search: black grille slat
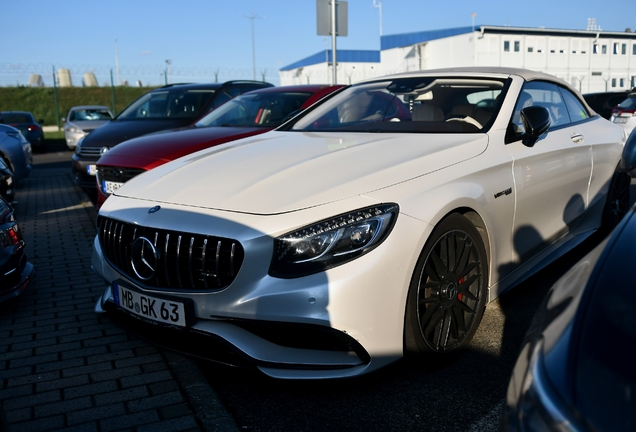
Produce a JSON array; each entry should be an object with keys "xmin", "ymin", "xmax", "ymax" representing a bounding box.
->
[
  {"xmin": 188, "ymin": 237, "xmax": 195, "ymax": 287},
  {"xmin": 97, "ymin": 216, "xmax": 244, "ymax": 291},
  {"xmin": 79, "ymin": 147, "xmax": 102, "ymax": 157},
  {"xmin": 96, "ymin": 166, "xmax": 146, "ymax": 183}
]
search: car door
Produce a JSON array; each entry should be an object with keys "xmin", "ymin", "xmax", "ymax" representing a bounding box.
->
[{"xmin": 505, "ymin": 81, "xmax": 592, "ymax": 263}]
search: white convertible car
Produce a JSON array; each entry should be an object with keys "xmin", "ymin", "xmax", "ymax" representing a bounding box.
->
[{"xmin": 93, "ymin": 67, "xmax": 628, "ymax": 379}]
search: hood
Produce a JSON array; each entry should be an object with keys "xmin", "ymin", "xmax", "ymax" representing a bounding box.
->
[
  {"xmin": 98, "ymin": 126, "xmax": 268, "ymax": 170},
  {"xmin": 70, "ymin": 120, "xmax": 110, "ymax": 132},
  {"xmin": 81, "ymin": 118, "xmax": 193, "ymax": 148},
  {"xmin": 115, "ymin": 131, "xmax": 488, "ymax": 215}
]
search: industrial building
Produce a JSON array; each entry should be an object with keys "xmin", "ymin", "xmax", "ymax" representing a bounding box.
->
[{"xmin": 279, "ymin": 24, "xmax": 636, "ymax": 93}]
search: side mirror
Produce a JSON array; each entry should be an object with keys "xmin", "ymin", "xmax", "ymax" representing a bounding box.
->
[
  {"xmin": 620, "ymin": 129, "xmax": 636, "ymax": 178},
  {"xmin": 520, "ymin": 106, "xmax": 551, "ymax": 147}
]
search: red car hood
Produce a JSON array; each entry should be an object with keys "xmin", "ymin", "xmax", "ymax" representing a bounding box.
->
[{"xmin": 97, "ymin": 126, "xmax": 269, "ymax": 170}]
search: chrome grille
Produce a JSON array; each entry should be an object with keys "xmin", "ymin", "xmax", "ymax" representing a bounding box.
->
[
  {"xmin": 98, "ymin": 216, "xmax": 244, "ymax": 291},
  {"xmin": 78, "ymin": 146, "xmax": 103, "ymax": 157},
  {"xmin": 97, "ymin": 166, "xmax": 145, "ymax": 183}
]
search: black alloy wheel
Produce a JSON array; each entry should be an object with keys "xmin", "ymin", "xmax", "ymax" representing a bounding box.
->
[
  {"xmin": 405, "ymin": 213, "xmax": 488, "ymax": 354},
  {"xmin": 601, "ymin": 170, "xmax": 631, "ymax": 233}
]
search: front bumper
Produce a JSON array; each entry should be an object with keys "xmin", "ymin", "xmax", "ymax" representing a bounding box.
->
[
  {"xmin": 92, "ymin": 197, "xmax": 426, "ymax": 379},
  {"xmin": 0, "ymin": 260, "xmax": 34, "ymax": 303},
  {"xmin": 71, "ymin": 153, "xmax": 98, "ymax": 191}
]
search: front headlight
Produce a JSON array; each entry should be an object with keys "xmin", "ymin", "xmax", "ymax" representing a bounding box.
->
[
  {"xmin": 269, "ymin": 204, "xmax": 399, "ymax": 278},
  {"xmin": 67, "ymin": 125, "xmax": 82, "ymax": 134}
]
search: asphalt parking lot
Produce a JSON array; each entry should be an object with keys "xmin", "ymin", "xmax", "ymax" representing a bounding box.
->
[{"xmin": 0, "ymin": 146, "xmax": 238, "ymax": 432}]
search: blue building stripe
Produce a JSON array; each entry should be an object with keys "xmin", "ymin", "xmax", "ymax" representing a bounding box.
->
[
  {"xmin": 380, "ymin": 26, "xmax": 474, "ymax": 50},
  {"xmin": 280, "ymin": 50, "xmax": 380, "ymax": 71}
]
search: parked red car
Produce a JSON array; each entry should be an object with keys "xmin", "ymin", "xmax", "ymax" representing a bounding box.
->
[{"xmin": 95, "ymin": 84, "xmax": 343, "ymax": 207}]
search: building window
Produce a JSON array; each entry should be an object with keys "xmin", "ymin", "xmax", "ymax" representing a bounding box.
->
[
  {"xmin": 620, "ymin": 78, "xmax": 625, "ymax": 87},
  {"xmin": 593, "ymin": 44, "xmax": 598, "ymax": 54},
  {"xmin": 622, "ymin": 43, "xmax": 627, "ymax": 55},
  {"xmin": 602, "ymin": 45, "xmax": 607, "ymax": 54},
  {"xmin": 612, "ymin": 78, "xmax": 617, "ymax": 88},
  {"xmin": 504, "ymin": 41, "xmax": 510, "ymax": 52},
  {"xmin": 537, "ymin": 48, "xmax": 543, "ymax": 53},
  {"xmin": 633, "ymin": 44, "xmax": 636, "ymax": 55},
  {"xmin": 528, "ymin": 47, "xmax": 534, "ymax": 53},
  {"xmin": 614, "ymin": 43, "xmax": 619, "ymax": 54},
  {"xmin": 514, "ymin": 41, "xmax": 520, "ymax": 52}
]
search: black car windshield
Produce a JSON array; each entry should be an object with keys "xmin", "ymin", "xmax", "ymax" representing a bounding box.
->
[
  {"xmin": 290, "ymin": 77, "xmax": 506, "ymax": 133},
  {"xmin": 617, "ymin": 95, "xmax": 636, "ymax": 110},
  {"xmin": 195, "ymin": 91, "xmax": 312, "ymax": 128},
  {"xmin": 70, "ymin": 109, "xmax": 113, "ymax": 121},
  {"xmin": 118, "ymin": 89, "xmax": 216, "ymax": 120}
]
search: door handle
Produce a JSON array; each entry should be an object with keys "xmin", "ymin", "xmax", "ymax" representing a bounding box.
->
[{"xmin": 570, "ymin": 133, "xmax": 584, "ymax": 144}]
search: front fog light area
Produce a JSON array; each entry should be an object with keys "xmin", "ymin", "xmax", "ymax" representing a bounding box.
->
[{"xmin": 269, "ymin": 204, "xmax": 399, "ymax": 278}]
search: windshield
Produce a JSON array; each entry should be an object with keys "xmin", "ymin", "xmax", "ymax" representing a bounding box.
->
[
  {"xmin": 617, "ymin": 95, "xmax": 636, "ymax": 110},
  {"xmin": 118, "ymin": 89, "xmax": 216, "ymax": 120},
  {"xmin": 290, "ymin": 77, "xmax": 506, "ymax": 133},
  {"xmin": 2, "ymin": 113, "xmax": 34, "ymax": 124},
  {"xmin": 196, "ymin": 91, "xmax": 313, "ymax": 128},
  {"xmin": 69, "ymin": 109, "xmax": 113, "ymax": 121}
]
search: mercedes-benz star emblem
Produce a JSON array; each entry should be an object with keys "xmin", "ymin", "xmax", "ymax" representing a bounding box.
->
[
  {"xmin": 130, "ymin": 237, "xmax": 158, "ymax": 280},
  {"xmin": 148, "ymin": 205, "xmax": 161, "ymax": 214}
]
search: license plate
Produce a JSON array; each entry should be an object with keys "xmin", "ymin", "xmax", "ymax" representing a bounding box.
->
[
  {"xmin": 103, "ymin": 180, "xmax": 124, "ymax": 194},
  {"xmin": 113, "ymin": 283, "xmax": 191, "ymax": 327},
  {"xmin": 614, "ymin": 117, "xmax": 628, "ymax": 124},
  {"xmin": 87, "ymin": 164, "xmax": 97, "ymax": 176}
]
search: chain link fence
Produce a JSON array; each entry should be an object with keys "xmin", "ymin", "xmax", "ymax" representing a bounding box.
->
[{"xmin": 0, "ymin": 63, "xmax": 280, "ymax": 87}]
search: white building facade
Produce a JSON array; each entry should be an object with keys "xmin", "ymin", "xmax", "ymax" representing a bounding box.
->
[
  {"xmin": 280, "ymin": 25, "xmax": 636, "ymax": 93},
  {"xmin": 279, "ymin": 50, "xmax": 382, "ymax": 86}
]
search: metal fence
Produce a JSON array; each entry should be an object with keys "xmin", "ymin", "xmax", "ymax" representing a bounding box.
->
[{"xmin": 0, "ymin": 63, "xmax": 280, "ymax": 87}]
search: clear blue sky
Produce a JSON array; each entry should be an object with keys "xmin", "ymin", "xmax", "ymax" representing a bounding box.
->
[{"xmin": 1, "ymin": 0, "xmax": 634, "ymax": 86}]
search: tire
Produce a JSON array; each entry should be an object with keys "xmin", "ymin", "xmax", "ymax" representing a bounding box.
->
[
  {"xmin": 404, "ymin": 213, "xmax": 488, "ymax": 355},
  {"xmin": 601, "ymin": 170, "xmax": 631, "ymax": 234}
]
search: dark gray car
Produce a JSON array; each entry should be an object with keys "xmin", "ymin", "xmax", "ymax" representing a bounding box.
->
[
  {"xmin": 71, "ymin": 80, "xmax": 273, "ymax": 194},
  {"xmin": 0, "ymin": 124, "xmax": 32, "ymax": 182},
  {"xmin": 0, "ymin": 111, "xmax": 45, "ymax": 152}
]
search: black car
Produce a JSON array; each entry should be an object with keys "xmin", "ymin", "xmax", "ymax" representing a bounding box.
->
[
  {"xmin": 583, "ymin": 91, "xmax": 631, "ymax": 120},
  {"xmin": 501, "ymin": 131, "xmax": 636, "ymax": 431},
  {"xmin": 0, "ymin": 111, "xmax": 45, "ymax": 151},
  {"xmin": 0, "ymin": 158, "xmax": 14, "ymax": 203},
  {"xmin": 71, "ymin": 80, "xmax": 273, "ymax": 194},
  {"xmin": 0, "ymin": 197, "xmax": 33, "ymax": 303}
]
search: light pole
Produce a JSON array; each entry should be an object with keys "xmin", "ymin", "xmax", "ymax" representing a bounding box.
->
[
  {"xmin": 373, "ymin": 0, "xmax": 382, "ymax": 37},
  {"xmin": 114, "ymin": 39, "xmax": 121, "ymax": 86},
  {"xmin": 243, "ymin": 13, "xmax": 263, "ymax": 81},
  {"xmin": 165, "ymin": 59, "xmax": 172, "ymax": 84}
]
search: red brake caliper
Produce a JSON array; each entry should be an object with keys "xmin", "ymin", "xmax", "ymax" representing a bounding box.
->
[{"xmin": 457, "ymin": 277, "xmax": 464, "ymax": 301}]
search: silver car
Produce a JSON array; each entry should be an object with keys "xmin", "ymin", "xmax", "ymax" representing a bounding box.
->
[{"xmin": 64, "ymin": 105, "xmax": 114, "ymax": 150}]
